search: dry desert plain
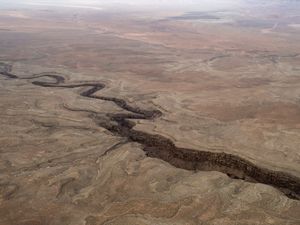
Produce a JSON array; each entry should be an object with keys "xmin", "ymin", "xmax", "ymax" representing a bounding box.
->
[{"xmin": 0, "ymin": 1, "xmax": 300, "ymax": 225}]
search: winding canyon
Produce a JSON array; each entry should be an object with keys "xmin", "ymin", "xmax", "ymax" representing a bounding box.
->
[
  {"xmin": 1, "ymin": 1, "xmax": 300, "ymax": 224},
  {"xmin": 1, "ymin": 63, "xmax": 299, "ymax": 200}
]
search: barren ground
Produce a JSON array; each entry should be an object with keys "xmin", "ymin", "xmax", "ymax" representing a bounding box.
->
[{"xmin": 0, "ymin": 1, "xmax": 300, "ymax": 225}]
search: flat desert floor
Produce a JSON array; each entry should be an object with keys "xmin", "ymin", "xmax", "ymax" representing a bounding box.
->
[{"xmin": 0, "ymin": 1, "xmax": 300, "ymax": 224}]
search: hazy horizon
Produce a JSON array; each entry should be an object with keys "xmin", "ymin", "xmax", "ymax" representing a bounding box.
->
[
  {"xmin": 0, "ymin": 0, "xmax": 244, "ymax": 11},
  {"xmin": 1, "ymin": 0, "xmax": 298, "ymax": 12}
]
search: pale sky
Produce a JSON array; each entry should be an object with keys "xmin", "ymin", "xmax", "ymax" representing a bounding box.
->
[{"xmin": 0, "ymin": 0, "xmax": 243, "ymax": 10}]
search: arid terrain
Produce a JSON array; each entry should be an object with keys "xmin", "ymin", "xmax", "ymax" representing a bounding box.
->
[{"xmin": 0, "ymin": 0, "xmax": 300, "ymax": 224}]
